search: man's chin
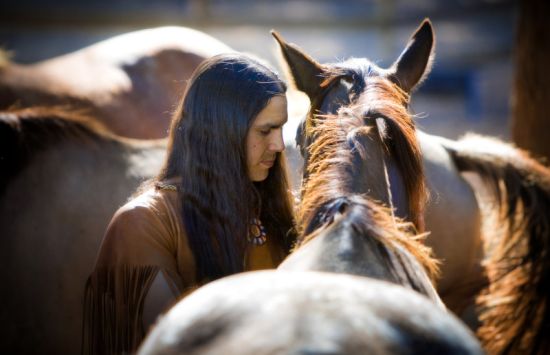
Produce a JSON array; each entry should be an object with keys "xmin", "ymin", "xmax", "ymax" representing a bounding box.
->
[{"xmin": 250, "ymin": 169, "xmax": 269, "ymax": 182}]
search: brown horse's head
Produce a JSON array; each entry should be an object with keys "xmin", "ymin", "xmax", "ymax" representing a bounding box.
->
[
  {"xmin": 273, "ymin": 19, "xmax": 434, "ymax": 232},
  {"xmin": 272, "ymin": 21, "xmax": 441, "ymax": 300}
]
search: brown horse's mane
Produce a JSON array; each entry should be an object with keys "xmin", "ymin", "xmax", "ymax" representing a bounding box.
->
[
  {"xmin": 311, "ymin": 68, "xmax": 428, "ymax": 231},
  {"xmin": 448, "ymin": 134, "xmax": 550, "ymax": 355},
  {"xmin": 298, "ymin": 94, "xmax": 438, "ymax": 282},
  {"xmin": 298, "ymin": 111, "xmax": 361, "ymax": 228},
  {"xmin": 0, "ymin": 106, "xmax": 118, "ymax": 194}
]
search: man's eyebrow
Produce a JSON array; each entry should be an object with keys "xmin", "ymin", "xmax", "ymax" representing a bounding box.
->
[{"xmin": 256, "ymin": 120, "xmax": 287, "ymax": 129}]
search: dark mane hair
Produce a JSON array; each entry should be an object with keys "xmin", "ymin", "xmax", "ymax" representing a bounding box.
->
[
  {"xmin": 157, "ymin": 53, "xmax": 297, "ymax": 281},
  {"xmin": 0, "ymin": 106, "xmax": 114, "ymax": 195},
  {"xmin": 298, "ymin": 100, "xmax": 438, "ymax": 283},
  {"xmin": 447, "ymin": 134, "xmax": 550, "ymax": 355},
  {"xmin": 303, "ymin": 72, "xmax": 427, "ymax": 231}
]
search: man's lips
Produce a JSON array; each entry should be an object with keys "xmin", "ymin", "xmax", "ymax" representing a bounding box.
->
[{"xmin": 261, "ymin": 159, "xmax": 275, "ymax": 168}]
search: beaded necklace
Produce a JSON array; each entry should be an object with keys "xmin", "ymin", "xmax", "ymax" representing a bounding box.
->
[{"xmin": 248, "ymin": 218, "xmax": 267, "ymax": 246}]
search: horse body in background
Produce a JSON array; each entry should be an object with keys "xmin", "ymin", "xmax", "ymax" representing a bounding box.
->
[
  {"xmin": 0, "ymin": 27, "xmax": 233, "ymax": 139},
  {"xmin": 0, "ymin": 107, "xmax": 165, "ymax": 353},
  {"xmin": 274, "ymin": 19, "xmax": 550, "ymax": 354}
]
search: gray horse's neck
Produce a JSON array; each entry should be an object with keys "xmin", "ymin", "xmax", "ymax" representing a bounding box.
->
[{"xmin": 281, "ymin": 199, "xmax": 443, "ymax": 306}]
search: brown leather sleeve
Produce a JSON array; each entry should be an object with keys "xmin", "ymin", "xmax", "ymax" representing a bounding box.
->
[
  {"xmin": 82, "ymin": 189, "xmax": 194, "ymax": 354},
  {"xmin": 95, "ymin": 203, "xmax": 179, "ymax": 271}
]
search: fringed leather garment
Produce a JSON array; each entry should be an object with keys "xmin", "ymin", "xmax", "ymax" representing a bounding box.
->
[{"xmin": 82, "ymin": 184, "xmax": 286, "ymax": 354}]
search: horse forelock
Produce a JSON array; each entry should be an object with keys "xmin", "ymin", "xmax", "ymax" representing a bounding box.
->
[
  {"xmin": 297, "ymin": 195, "xmax": 440, "ymax": 284},
  {"xmin": 318, "ymin": 60, "xmax": 368, "ymax": 101}
]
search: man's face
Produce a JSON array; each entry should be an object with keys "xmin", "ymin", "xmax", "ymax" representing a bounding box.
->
[{"xmin": 246, "ymin": 95, "xmax": 288, "ymax": 182}]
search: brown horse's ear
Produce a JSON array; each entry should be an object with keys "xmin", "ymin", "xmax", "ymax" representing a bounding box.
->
[
  {"xmin": 389, "ymin": 19, "xmax": 435, "ymax": 93},
  {"xmin": 271, "ymin": 30, "xmax": 325, "ymax": 98}
]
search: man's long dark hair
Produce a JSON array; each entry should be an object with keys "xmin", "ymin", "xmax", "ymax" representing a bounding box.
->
[{"xmin": 158, "ymin": 53, "xmax": 297, "ymax": 282}]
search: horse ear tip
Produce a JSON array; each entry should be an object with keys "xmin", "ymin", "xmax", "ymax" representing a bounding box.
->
[
  {"xmin": 271, "ymin": 30, "xmax": 283, "ymax": 42},
  {"xmin": 411, "ymin": 18, "xmax": 434, "ymax": 45},
  {"xmin": 419, "ymin": 19, "xmax": 433, "ymax": 33}
]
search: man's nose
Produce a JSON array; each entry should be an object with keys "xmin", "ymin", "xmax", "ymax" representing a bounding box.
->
[{"xmin": 269, "ymin": 130, "xmax": 285, "ymax": 152}]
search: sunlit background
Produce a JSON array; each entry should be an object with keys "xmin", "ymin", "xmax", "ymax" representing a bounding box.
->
[{"xmin": 0, "ymin": 0, "xmax": 516, "ymax": 146}]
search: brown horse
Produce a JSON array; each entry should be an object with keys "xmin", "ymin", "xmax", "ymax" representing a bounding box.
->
[
  {"xmin": 0, "ymin": 27, "xmax": 233, "ymax": 139},
  {"xmin": 273, "ymin": 19, "xmax": 550, "ymax": 355},
  {"xmin": 0, "ymin": 107, "xmax": 165, "ymax": 353},
  {"xmin": 138, "ymin": 79, "xmax": 483, "ymax": 355}
]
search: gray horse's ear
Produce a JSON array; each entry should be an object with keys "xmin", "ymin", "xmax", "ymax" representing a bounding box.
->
[
  {"xmin": 271, "ymin": 30, "xmax": 325, "ymax": 98},
  {"xmin": 389, "ymin": 19, "xmax": 435, "ymax": 92}
]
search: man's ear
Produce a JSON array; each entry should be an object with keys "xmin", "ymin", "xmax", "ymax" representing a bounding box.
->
[
  {"xmin": 388, "ymin": 19, "xmax": 435, "ymax": 93},
  {"xmin": 271, "ymin": 30, "xmax": 326, "ymax": 98}
]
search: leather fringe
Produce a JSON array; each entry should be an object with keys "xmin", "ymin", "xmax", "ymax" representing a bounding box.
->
[{"xmin": 82, "ymin": 265, "xmax": 159, "ymax": 355}]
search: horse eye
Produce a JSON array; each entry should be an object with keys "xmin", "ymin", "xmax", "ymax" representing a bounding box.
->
[
  {"xmin": 339, "ymin": 77, "xmax": 355, "ymax": 93},
  {"xmin": 342, "ymin": 76, "xmax": 354, "ymax": 84}
]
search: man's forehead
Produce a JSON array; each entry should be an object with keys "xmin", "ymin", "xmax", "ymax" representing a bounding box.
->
[
  {"xmin": 255, "ymin": 112, "xmax": 287, "ymax": 125},
  {"xmin": 255, "ymin": 98, "xmax": 288, "ymax": 125}
]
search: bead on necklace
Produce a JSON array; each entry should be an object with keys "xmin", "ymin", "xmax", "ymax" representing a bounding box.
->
[{"xmin": 248, "ymin": 218, "xmax": 267, "ymax": 245}]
